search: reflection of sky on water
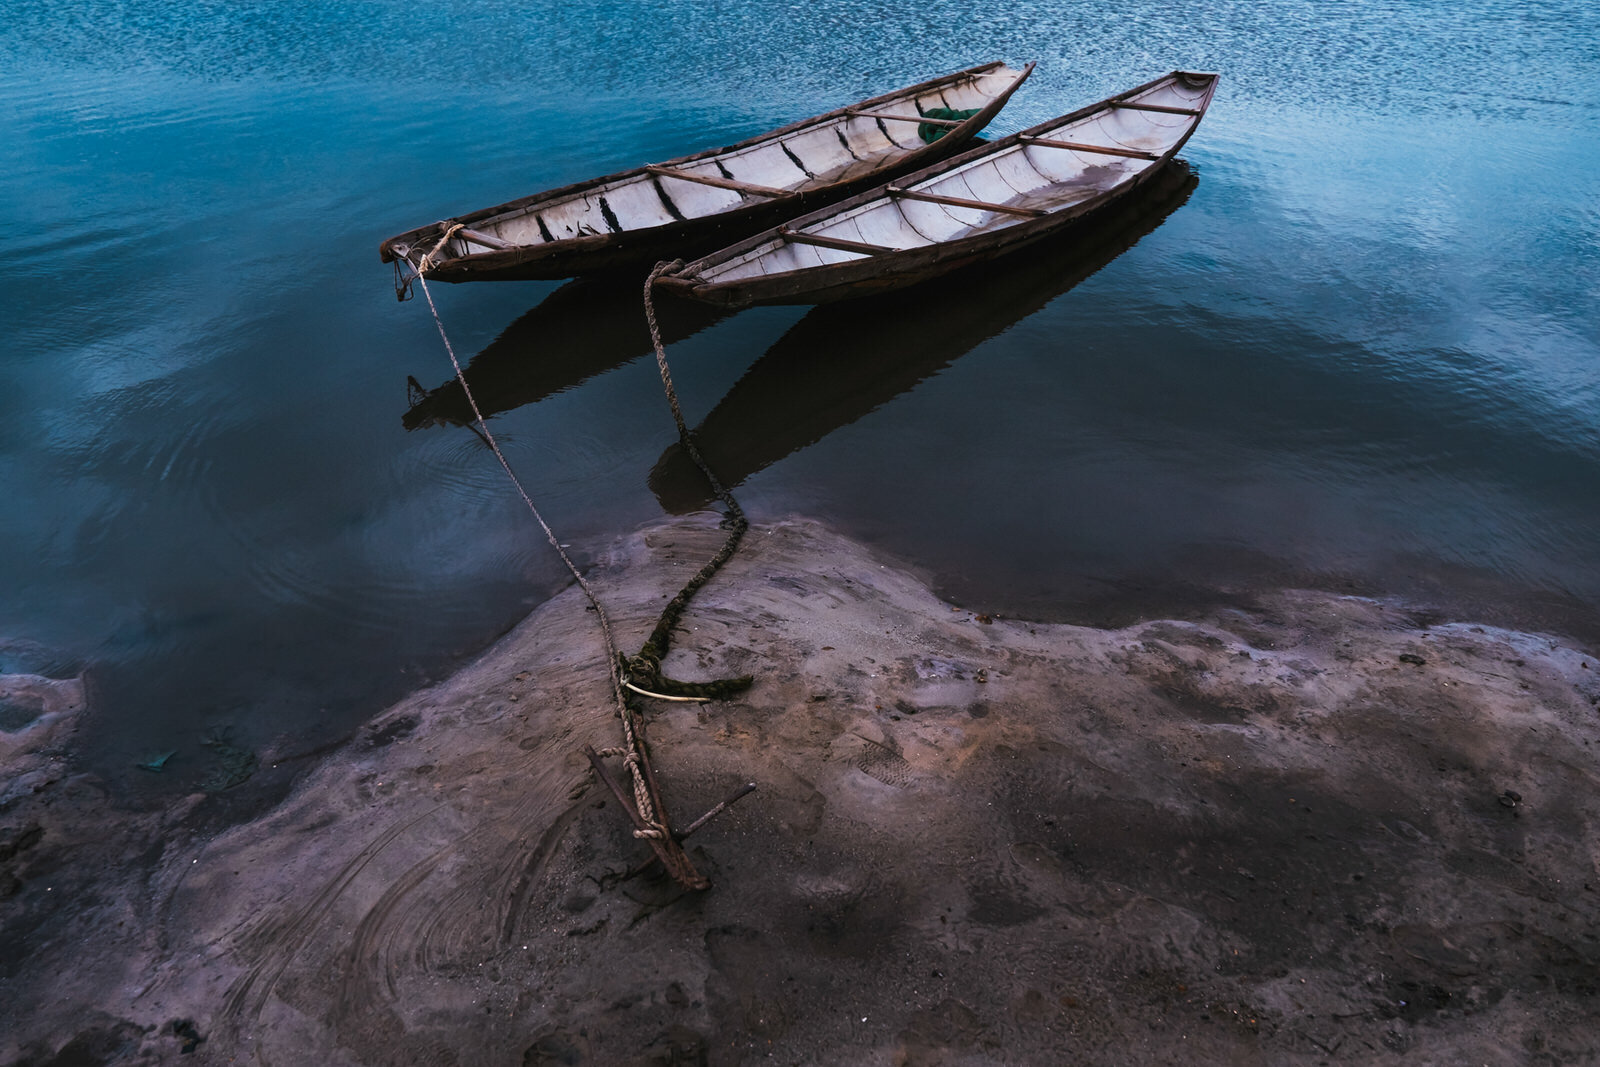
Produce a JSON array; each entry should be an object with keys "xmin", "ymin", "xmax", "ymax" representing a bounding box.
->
[{"xmin": 1, "ymin": 0, "xmax": 1598, "ymax": 789}]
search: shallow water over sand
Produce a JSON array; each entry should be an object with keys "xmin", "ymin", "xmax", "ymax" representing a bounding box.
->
[{"xmin": 2, "ymin": 0, "xmax": 1598, "ymax": 787}]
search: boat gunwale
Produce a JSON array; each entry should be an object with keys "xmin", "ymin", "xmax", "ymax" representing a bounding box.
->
[
  {"xmin": 377, "ymin": 60, "xmax": 1034, "ymax": 276},
  {"xmin": 657, "ymin": 70, "xmax": 1218, "ymax": 307}
]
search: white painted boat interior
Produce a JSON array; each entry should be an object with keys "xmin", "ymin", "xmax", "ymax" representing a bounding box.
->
[
  {"xmin": 695, "ymin": 73, "xmax": 1216, "ymax": 285},
  {"xmin": 436, "ymin": 65, "xmax": 1029, "ymax": 259}
]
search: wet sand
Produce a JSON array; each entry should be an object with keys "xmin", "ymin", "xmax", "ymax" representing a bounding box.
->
[{"xmin": 4, "ymin": 516, "xmax": 1600, "ymax": 1065}]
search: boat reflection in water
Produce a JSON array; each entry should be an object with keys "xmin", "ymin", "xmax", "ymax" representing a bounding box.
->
[
  {"xmin": 402, "ymin": 275, "xmax": 726, "ymax": 430},
  {"xmin": 649, "ymin": 160, "xmax": 1200, "ymax": 513}
]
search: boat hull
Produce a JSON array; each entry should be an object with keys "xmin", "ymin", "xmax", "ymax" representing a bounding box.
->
[
  {"xmin": 659, "ymin": 161, "xmax": 1179, "ymax": 307},
  {"xmin": 380, "ymin": 62, "xmax": 1033, "ymax": 284},
  {"xmin": 659, "ymin": 72, "xmax": 1218, "ymax": 308}
]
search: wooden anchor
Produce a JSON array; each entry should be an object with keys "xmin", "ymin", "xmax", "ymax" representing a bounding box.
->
[
  {"xmin": 583, "ymin": 741, "xmax": 700, "ymax": 890},
  {"xmin": 623, "ymin": 781, "xmax": 757, "ymax": 882},
  {"xmin": 582, "ymin": 741, "xmax": 757, "ymax": 890}
]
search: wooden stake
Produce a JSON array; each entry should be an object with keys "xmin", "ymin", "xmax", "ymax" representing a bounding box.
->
[
  {"xmin": 625, "ymin": 782, "xmax": 757, "ymax": 881},
  {"xmin": 583, "ymin": 745, "xmax": 709, "ymax": 890}
]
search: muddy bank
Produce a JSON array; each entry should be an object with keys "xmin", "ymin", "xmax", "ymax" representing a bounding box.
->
[{"xmin": 4, "ymin": 516, "xmax": 1600, "ymax": 1065}]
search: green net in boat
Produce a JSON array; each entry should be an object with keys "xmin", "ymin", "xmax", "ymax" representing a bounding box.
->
[{"xmin": 918, "ymin": 107, "xmax": 981, "ymax": 143}]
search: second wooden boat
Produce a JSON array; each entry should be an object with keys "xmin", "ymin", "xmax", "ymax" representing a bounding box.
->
[
  {"xmin": 380, "ymin": 62, "xmax": 1033, "ymax": 284},
  {"xmin": 656, "ymin": 71, "xmax": 1218, "ymax": 307}
]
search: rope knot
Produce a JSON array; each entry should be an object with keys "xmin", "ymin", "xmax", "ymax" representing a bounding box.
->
[
  {"xmin": 418, "ymin": 222, "xmax": 466, "ymax": 274},
  {"xmin": 645, "ymin": 259, "xmax": 687, "ymax": 287}
]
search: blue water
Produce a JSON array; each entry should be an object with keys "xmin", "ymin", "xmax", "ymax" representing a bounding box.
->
[{"xmin": 3, "ymin": 1, "xmax": 1598, "ymax": 795}]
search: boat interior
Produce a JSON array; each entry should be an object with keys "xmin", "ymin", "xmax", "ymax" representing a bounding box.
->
[
  {"xmin": 437, "ymin": 64, "xmax": 1030, "ymax": 258},
  {"xmin": 695, "ymin": 72, "xmax": 1216, "ymax": 284}
]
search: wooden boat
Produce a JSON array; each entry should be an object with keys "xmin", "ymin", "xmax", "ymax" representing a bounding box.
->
[
  {"xmin": 655, "ymin": 71, "xmax": 1218, "ymax": 307},
  {"xmin": 379, "ymin": 62, "xmax": 1033, "ymax": 284}
]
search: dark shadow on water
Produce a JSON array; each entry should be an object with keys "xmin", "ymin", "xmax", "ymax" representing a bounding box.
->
[
  {"xmin": 402, "ymin": 274, "xmax": 728, "ymax": 430},
  {"xmin": 648, "ymin": 161, "xmax": 1200, "ymax": 513}
]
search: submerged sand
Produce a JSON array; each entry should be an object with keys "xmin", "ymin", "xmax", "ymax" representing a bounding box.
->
[{"xmin": 4, "ymin": 517, "xmax": 1600, "ymax": 1065}]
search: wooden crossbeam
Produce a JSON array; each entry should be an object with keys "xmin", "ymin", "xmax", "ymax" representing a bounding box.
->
[
  {"xmin": 454, "ymin": 226, "xmax": 513, "ymax": 250},
  {"xmin": 887, "ymin": 186, "xmax": 1045, "ymax": 218},
  {"xmin": 644, "ymin": 164, "xmax": 788, "ymax": 198},
  {"xmin": 1111, "ymin": 101, "xmax": 1202, "ymax": 116},
  {"xmin": 846, "ymin": 109, "xmax": 966, "ymax": 128},
  {"xmin": 778, "ymin": 228, "xmax": 894, "ymax": 256},
  {"xmin": 1019, "ymin": 135, "xmax": 1161, "ymax": 161}
]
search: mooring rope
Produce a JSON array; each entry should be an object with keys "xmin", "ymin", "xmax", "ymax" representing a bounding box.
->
[
  {"xmin": 628, "ymin": 261, "xmax": 753, "ymax": 701},
  {"xmin": 408, "ymin": 246, "xmax": 756, "ymax": 851},
  {"xmin": 410, "ymin": 244, "xmax": 665, "ymax": 840},
  {"xmin": 420, "ymin": 223, "xmax": 466, "ymax": 273},
  {"xmin": 393, "ymin": 222, "xmax": 466, "ymax": 302}
]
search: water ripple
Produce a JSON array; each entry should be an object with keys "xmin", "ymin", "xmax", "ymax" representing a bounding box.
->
[{"xmin": 3, "ymin": 0, "xmax": 1599, "ymax": 781}]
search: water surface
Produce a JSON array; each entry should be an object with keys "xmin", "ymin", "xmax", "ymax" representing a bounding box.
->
[{"xmin": 2, "ymin": 0, "xmax": 1598, "ymax": 795}]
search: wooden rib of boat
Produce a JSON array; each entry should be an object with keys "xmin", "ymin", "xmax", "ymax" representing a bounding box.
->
[
  {"xmin": 655, "ymin": 71, "xmax": 1218, "ymax": 307},
  {"xmin": 379, "ymin": 62, "xmax": 1034, "ymax": 284}
]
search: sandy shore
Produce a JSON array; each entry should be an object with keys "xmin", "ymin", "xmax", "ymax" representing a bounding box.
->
[{"xmin": 4, "ymin": 516, "xmax": 1600, "ymax": 1065}]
